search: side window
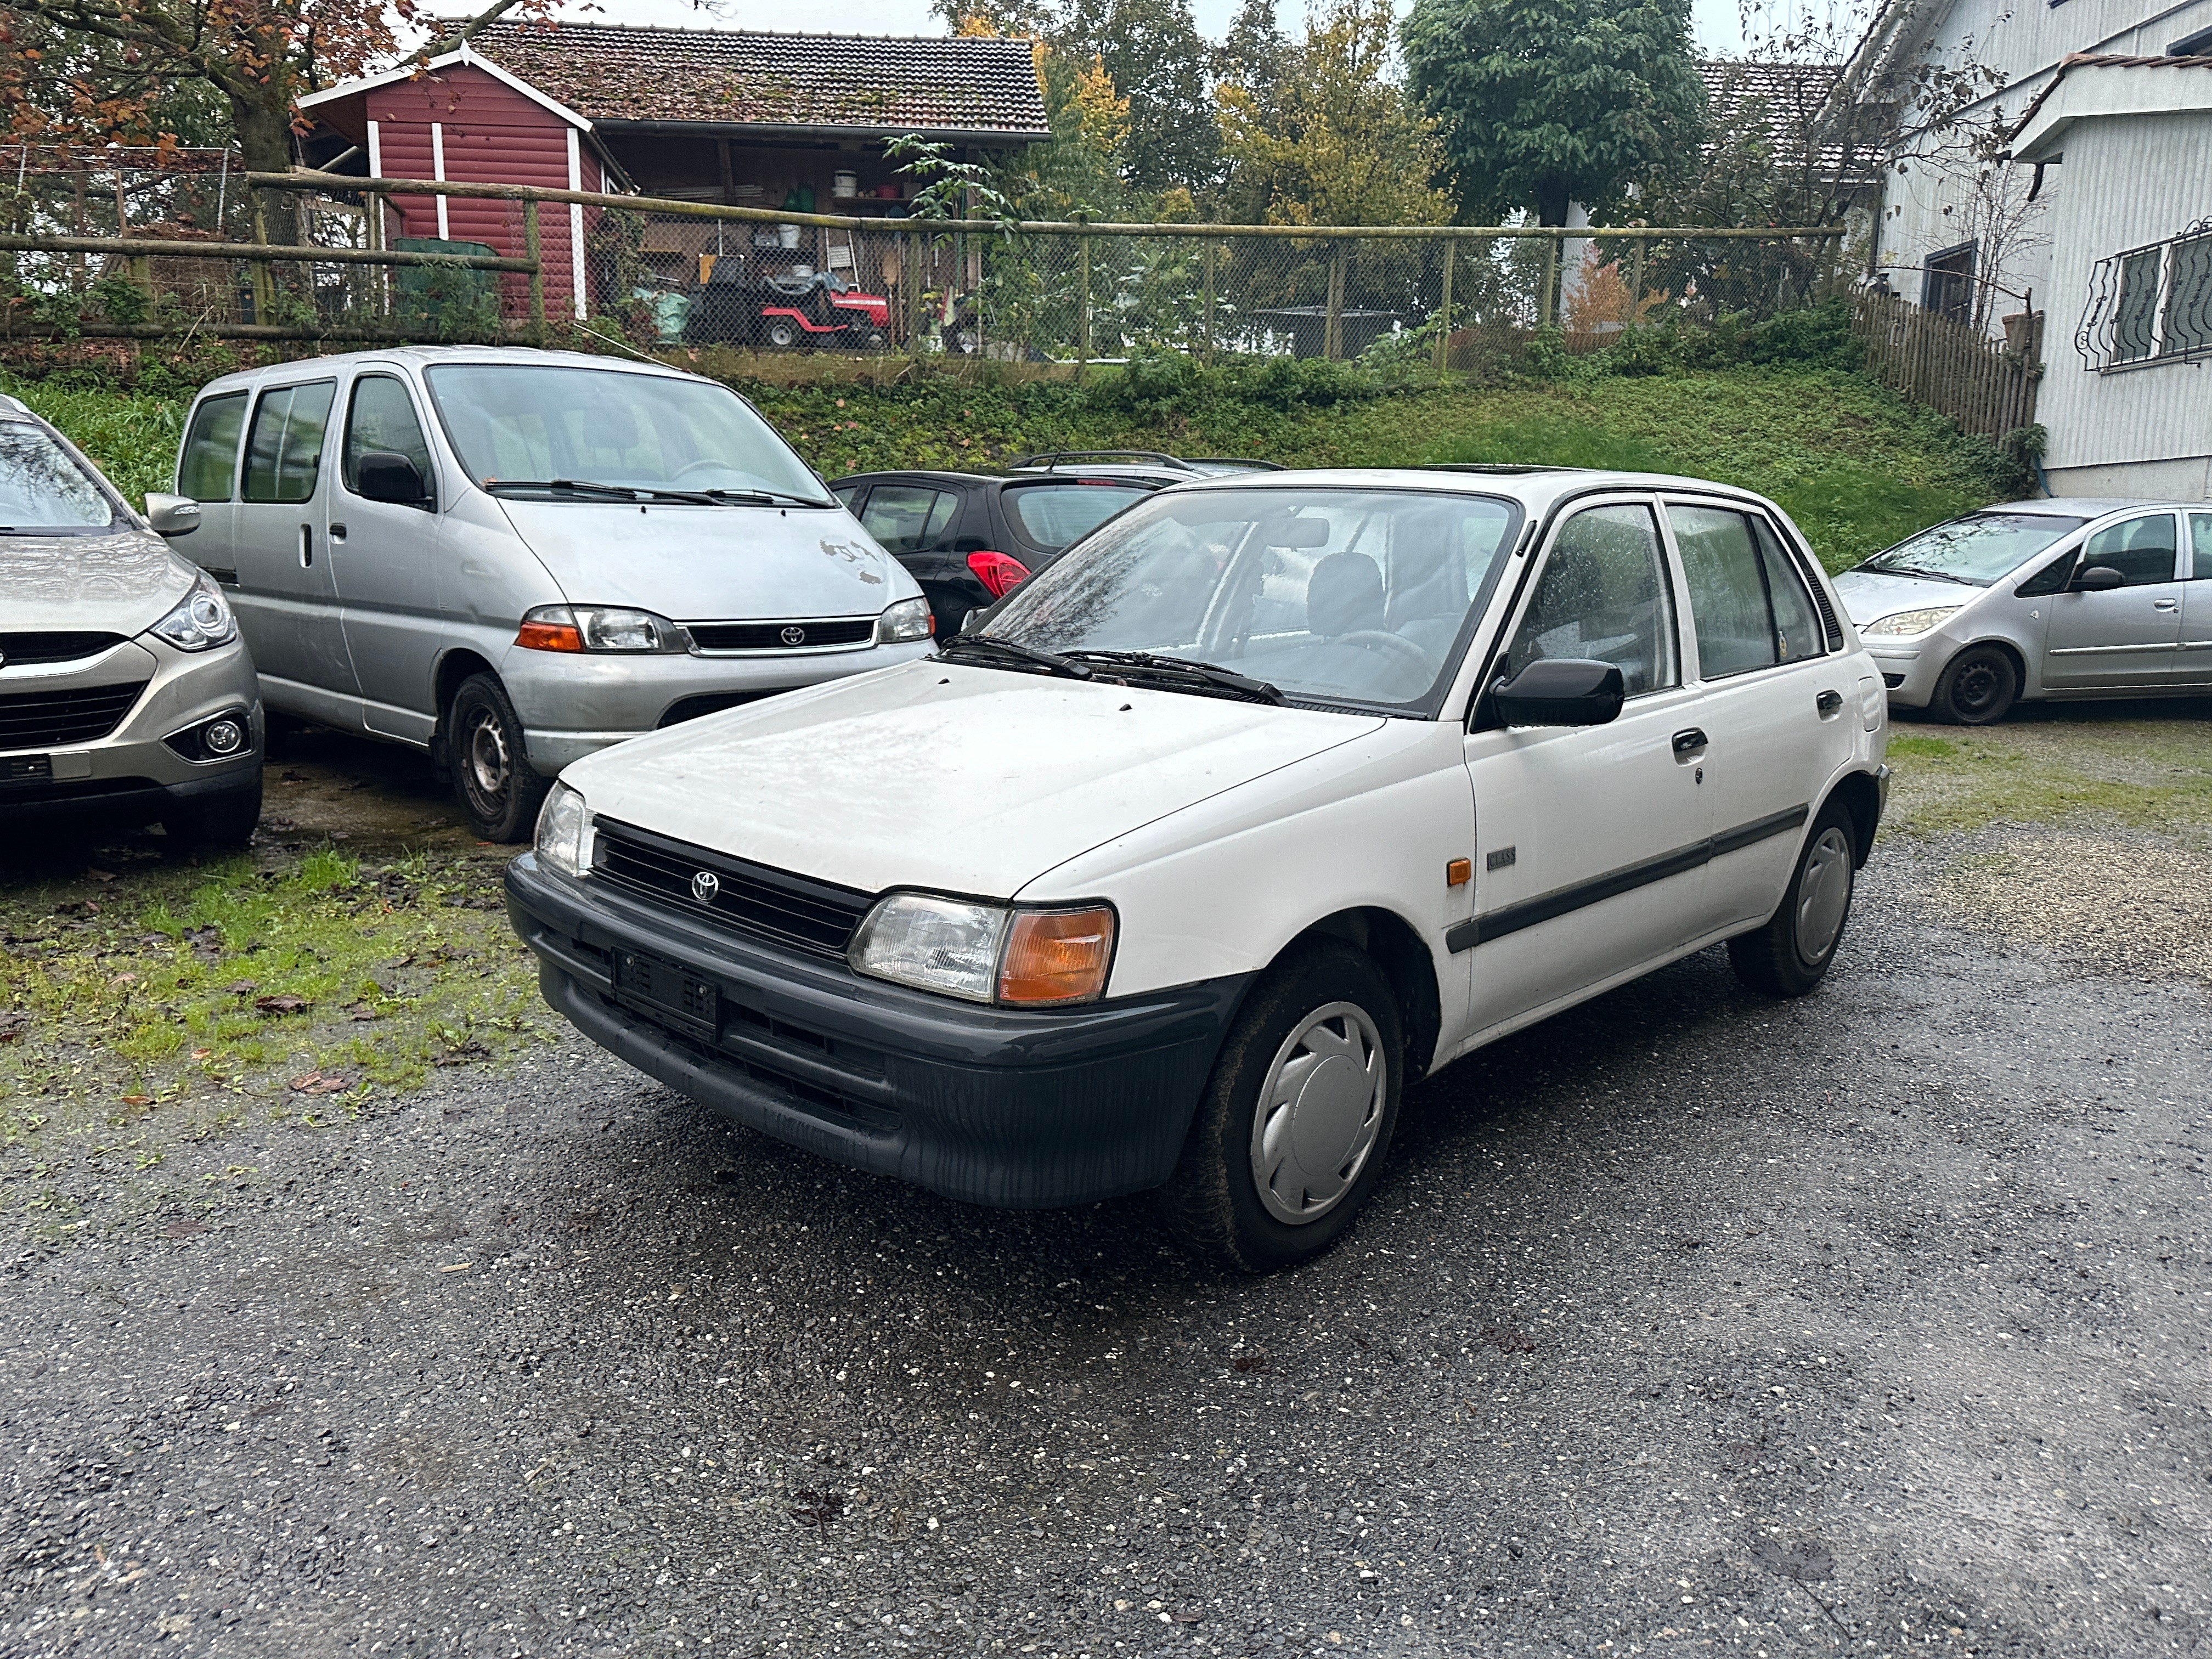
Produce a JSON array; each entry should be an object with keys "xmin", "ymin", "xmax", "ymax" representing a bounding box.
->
[
  {"xmin": 177, "ymin": 392, "xmax": 247, "ymax": 502},
  {"xmin": 1673, "ymin": 503, "xmax": 1792, "ymax": 678},
  {"xmin": 343, "ymin": 375, "xmax": 436, "ymax": 506},
  {"xmin": 241, "ymin": 382, "xmax": 337, "ymax": 505},
  {"xmin": 1005, "ymin": 482, "xmax": 1152, "ymax": 550},
  {"xmin": 831, "ymin": 483, "xmax": 862, "ymax": 511},
  {"xmin": 2081, "ymin": 514, "xmax": 2180, "ymax": 585},
  {"xmin": 860, "ymin": 485, "xmax": 956, "ymax": 554},
  {"xmin": 1751, "ymin": 516, "xmax": 1825, "ymax": 661},
  {"xmin": 2190, "ymin": 513, "xmax": 2212, "ymax": 580},
  {"xmin": 1503, "ymin": 503, "xmax": 1679, "ymax": 698}
]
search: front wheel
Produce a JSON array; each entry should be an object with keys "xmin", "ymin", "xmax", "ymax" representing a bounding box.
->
[
  {"xmin": 764, "ymin": 318, "xmax": 802, "ymax": 349},
  {"xmin": 448, "ymin": 673, "xmax": 551, "ymax": 843},
  {"xmin": 1728, "ymin": 800, "xmax": 1858, "ymax": 997},
  {"xmin": 1929, "ymin": 644, "xmax": 2018, "ymax": 725},
  {"xmin": 1156, "ymin": 942, "xmax": 1403, "ymax": 1272}
]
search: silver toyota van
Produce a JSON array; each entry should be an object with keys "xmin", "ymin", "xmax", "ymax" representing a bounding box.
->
[{"xmin": 168, "ymin": 347, "xmax": 934, "ymax": 839}]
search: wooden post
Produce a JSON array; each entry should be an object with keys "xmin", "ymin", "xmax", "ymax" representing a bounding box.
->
[
  {"xmin": 1076, "ymin": 234, "xmax": 1092, "ymax": 378},
  {"xmin": 1324, "ymin": 239, "xmax": 1347, "ymax": 360},
  {"xmin": 523, "ymin": 201, "xmax": 546, "ymax": 345},
  {"xmin": 1433, "ymin": 238, "xmax": 1455, "ymax": 379},
  {"xmin": 1627, "ymin": 239, "xmax": 1646, "ymax": 332},
  {"xmin": 1540, "ymin": 235, "xmax": 1559, "ymax": 328},
  {"xmin": 248, "ymin": 190, "xmax": 275, "ymax": 327},
  {"xmin": 1202, "ymin": 239, "xmax": 1217, "ymax": 365}
]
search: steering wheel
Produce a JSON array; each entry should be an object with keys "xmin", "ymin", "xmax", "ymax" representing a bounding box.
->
[
  {"xmin": 1334, "ymin": 629, "xmax": 1440, "ymax": 678},
  {"xmin": 673, "ymin": 460, "xmax": 744, "ymax": 484}
]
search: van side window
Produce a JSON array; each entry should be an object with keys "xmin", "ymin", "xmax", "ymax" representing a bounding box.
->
[
  {"xmin": 344, "ymin": 375, "xmax": 437, "ymax": 506},
  {"xmin": 178, "ymin": 391, "xmax": 248, "ymax": 502},
  {"xmin": 242, "ymin": 382, "xmax": 336, "ymax": 504}
]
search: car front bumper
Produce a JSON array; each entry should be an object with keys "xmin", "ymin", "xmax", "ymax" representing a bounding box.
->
[{"xmin": 505, "ymin": 854, "xmax": 1250, "ymax": 1209}]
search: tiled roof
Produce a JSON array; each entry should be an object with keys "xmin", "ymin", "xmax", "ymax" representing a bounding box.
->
[
  {"xmin": 1698, "ymin": 59, "xmax": 1884, "ymax": 185},
  {"xmin": 458, "ymin": 21, "xmax": 1051, "ymax": 137}
]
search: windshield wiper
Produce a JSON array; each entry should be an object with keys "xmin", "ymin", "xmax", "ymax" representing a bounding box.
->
[
  {"xmin": 703, "ymin": 487, "xmax": 835, "ymax": 508},
  {"xmin": 1064, "ymin": 650, "xmax": 1286, "ymax": 705},
  {"xmin": 1864, "ymin": 562, "xmax": 1974, "ymax": 585},
  {"xmin": 938, "ymin": 635, "xmax": 1094, "ymax": 681},
  {"xmin": 484, "ymin": 478, "xmax": 644, "ymax": 501}
]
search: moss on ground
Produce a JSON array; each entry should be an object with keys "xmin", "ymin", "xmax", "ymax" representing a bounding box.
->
[{"xmin": 1880, "ymin": 712, "xmax": 2212, "ymax": 840}]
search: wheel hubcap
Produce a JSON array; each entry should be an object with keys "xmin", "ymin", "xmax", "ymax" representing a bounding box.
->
[
  {"xmin": 465, "ymin": 710, "xmax": 510, "ymax": 810},
  {"xmin": 1250, "ymin": 1002, "xmax": 1387, "ymax": 1226},
  {"xmin": 1794, "ymin": 827, "xmax": 1854, "ymax": 964}
]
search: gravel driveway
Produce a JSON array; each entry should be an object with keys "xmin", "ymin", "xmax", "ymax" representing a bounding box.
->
[{"xmin": 4, "ymin": 732, "xmax": 2208, "ymax": 1659}]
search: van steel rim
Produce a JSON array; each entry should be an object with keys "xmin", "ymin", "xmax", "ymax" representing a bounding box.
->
[
  {"xmin": 1249, "ymin": 1001, "xmax": 1386, "ymax": 1226},
  {"xmin": 465, "ymin": 709, "xmax": 511, "ymax": 809},
  {"xmin": 1796, "ymin": 827, "xmax": 1853, "ymax": 962}
]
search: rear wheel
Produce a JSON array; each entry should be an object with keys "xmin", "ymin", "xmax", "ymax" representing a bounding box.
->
[
  {"xmin": 1929, "ymin": 644, "xmax": 2018, "ymax": 725},
  {"xmin": 1728, "ymin": 800, "xmax": 1857, "ymax": 997},
  {"xmin": 765, "ymin": 318, "xmax": 802, "ymax": 349},
  {"xmin": 449, "ymin": 673, "xmax": 550, "ymax": 843}
]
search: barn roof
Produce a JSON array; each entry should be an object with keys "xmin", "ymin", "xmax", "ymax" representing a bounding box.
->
[{"xmin": 454, "ymin": 21, "xmax": 1052, "ymax": 141}]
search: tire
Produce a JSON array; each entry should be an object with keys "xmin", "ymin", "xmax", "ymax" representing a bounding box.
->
[
  {"xmin": 1929, "ymin": 643, "xmax": 2018, "ymax": 725},
  {"xmin": 164, "ymin": 772, "xmax": 263, "ymax": 853},
  {"xmin": 863, "ymin": 328, "xmax": 889, "ymax": 351},
  {"xmin": 448, "ymin": 673, "xmax": 551, "ymax": 843},
  {"xmin": 1728, "ymin": 800, "xmax": 1858, "ymax": 998},
  {"xmin": 1156, "ymin": 941, "xmax": 1404, "ymax": 1272},
  {"xmin": 765, "ymin": 319, "xmax": 802, "ymax": 349}
]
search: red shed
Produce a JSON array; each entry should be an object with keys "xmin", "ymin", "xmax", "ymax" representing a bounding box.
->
[{"xmin": 298, "ymin": 44, "xmax": 628, "ymax": 319}]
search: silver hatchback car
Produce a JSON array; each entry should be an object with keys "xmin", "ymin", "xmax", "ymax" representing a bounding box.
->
[
  {"xmin": 166, "ymin": 347, "xmax": 936, "ymax": 839},
  {"xmin": 1834, "ymin": 498, "xmax": 2212, "ymax": 724}
]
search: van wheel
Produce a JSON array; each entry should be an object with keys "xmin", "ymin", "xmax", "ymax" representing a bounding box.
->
[
  {"xmin": 1156, "ymin": 941, "xmax": 1403, "ymax": 1272},
  {"xmin": 1929, "ymin": 644, "xmax": 2017, "ymax": 725},
  {"xmin": 449, "ymin": 673, "xmax": 550, "ymax": 843},
  {"xmin": 164, "ymin": 774, "xmax": 263, "ymax": 853},
  {"xmin": 1728, "ymin": 800, "xmax": 1857, "ymax": 997}
]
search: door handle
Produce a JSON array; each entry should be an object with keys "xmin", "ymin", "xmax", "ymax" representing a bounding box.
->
[
  {"xmin": 1816, "ymin": 689, "xmax": 1843, "ymax": 715},
  {"xmin": 328, "ymin": 522, "xmax": 348, "ymax": 543},
  {"xmin": 298, "ymin": 524, "xmax": 314, "ymax": 568},
  {"xmin": 2153, "ymin": 597, "xmax": 2178, "ymax": 611},
  {"xmin": 1671, "ymin": 727, "xmax": 1708, "ymax": 755}
]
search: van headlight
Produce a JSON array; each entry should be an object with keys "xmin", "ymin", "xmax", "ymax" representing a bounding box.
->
[
  {"xmin": 147, "ymin": 574, "xmax": 236, "ymax": 651},
  {"xmin": 849, "ymin": 893, "xmax": 1115, "ymax": 1006},
  {"xmin": 534, "ymin": 781, "xmax": 591, "ymax": 877},
  {"xmin": 877, "ymin": 597, "xmax": 934, "ymax": 644},
  {"xmin": 1864, "ymin": 606, "xmax": 1960, "ymax": 638},
  {"xmin": 517, "ymin": 605, "xmax": 689, "ymax": 653}
]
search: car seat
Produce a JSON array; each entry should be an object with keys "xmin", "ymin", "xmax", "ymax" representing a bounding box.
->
[{"xmin": 1307, "ymin": 551, "xmax": 1386, "ymax": 637}]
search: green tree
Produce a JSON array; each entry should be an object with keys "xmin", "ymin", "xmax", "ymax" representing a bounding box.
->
[
  {"xmin": 1054, "ymin": 0, "xmax": 1220, "ymax": 196},
  {"xmin": 1401, "ymin": 0, "xmax": 1705, "ymax": 225}
]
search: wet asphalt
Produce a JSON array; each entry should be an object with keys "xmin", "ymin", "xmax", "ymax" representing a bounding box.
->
[{"xmin": 2, "ymin": 841, "xmax": 2208, "ymax": 1659}]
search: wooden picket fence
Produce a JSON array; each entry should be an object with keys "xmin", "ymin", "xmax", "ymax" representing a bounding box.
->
[{"xmin": 1848, "ymin": 291, "xmax": 2042, "ymax": 438}]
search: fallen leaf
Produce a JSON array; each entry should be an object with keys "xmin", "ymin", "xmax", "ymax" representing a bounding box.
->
[
  {"xmin": 0, "ymin": 1011, "xmax": 27, "ymax": 1043},
  {"xmin": 109, "ymin": 972, "xmax": 139, "ymax": 988},
  {"xmin": 288, "ymin": 1071, "xmax": 351, "ymax": 1094},
  {"xmin": 225, "ymin": 979, "xmax": 258, "ymax": 996},
  {"xmin": 119, "ymin": 1093, "xmax": 153, "ymax": 1105},
  {"xmin": 256, "ymin": 994, "xmax": 309, "ymax": 1016},
  {"xmin": 190, "ymin": 1048, "xmax": 213, "ymax": 1060}
]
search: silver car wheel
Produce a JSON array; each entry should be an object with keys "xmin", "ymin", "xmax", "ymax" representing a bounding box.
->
[
  {"xmin": 1249, "ymin": 1001, "xmax": 1387, "ymax": 1226},
  {"xmin": 1794, "ymin": 826, "xmax": 1853, "ymax": 964},
  {"xmin": 465, "ymin": 707, "xmax": 511, "ymax": 804}
]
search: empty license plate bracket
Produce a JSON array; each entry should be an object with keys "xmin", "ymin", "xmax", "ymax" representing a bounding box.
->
[{"xmin": 613, "ymin": 948, "xmax": 720, "ymax": 1038}]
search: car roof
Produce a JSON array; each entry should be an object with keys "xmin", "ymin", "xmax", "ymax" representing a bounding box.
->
[
  {"xmin": 1976, "ymin": 497, "xmax": 2179, "ymax": 515},
  {"xmin": 829, "ymin": 469, "xmax": 1166, "ymax": 489},
  {"xmin": 188, "ymin": 344, "xmax": 720, "ymax": 398},
  {"xmin": 1163, "ymin": 465, "xmax": 1786, "ymax": 514}
]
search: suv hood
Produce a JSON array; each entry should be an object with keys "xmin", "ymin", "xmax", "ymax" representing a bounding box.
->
[
  {"xmin": 562, "ymin": 658, "xmax": 1388, "ymax": 898},
  {"xmin": 492, "ymin": 499, "xmax": 919, "ymax": 620},
  {"xmin": 1833, "ymin": 568, "xmax": 1984, "ymax": 628},
  {"xmin": 0, "ymin": 528, "xmax": 194, "ymax": 634}
]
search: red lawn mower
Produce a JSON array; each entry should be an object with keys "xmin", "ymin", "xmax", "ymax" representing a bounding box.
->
[{"xmin": 684, "ymin": 267, "xmax": 891, "ymax": 351}]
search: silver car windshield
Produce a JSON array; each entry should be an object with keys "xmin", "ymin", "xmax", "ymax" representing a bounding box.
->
[
  {"xmin": 978, "ymin": 487, "xmax": 1522, "ymax": 712},
  {"xmin": 1859, "ymin": 512, "xmax": 2088, "ymax": 585},
  {"xmin": 422, "ymin": 365, "xmax": 828, "ymax": 503},
  {"xmin": 0, "ymin": 419, "xmax": 117, "ymax": 533}
]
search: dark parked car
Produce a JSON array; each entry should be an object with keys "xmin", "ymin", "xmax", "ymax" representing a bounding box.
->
[{"xmin": 1008, "ymin": 450, "xmax": 1284, "ymax": 482}]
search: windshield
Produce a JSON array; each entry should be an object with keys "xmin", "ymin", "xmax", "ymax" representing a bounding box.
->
[
  {"xmin": 422, "ymin": 365, "xmax": 827, "ymax": 502},
  {"xmin": 976, "ymin": 487, "xmax": 1521, "ymax": 712},
  {"xmin": 1859, "ymin": 512, "xmax": 2087, "ymax": 585},
  {"xmin": 0, "ymin": 419, "xmax": 117, "ymax": 532}
]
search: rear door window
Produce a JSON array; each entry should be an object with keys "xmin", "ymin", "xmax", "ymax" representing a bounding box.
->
[
  {"xmin": 242, "ymin": 382, "xmax": 337, "ymax": 504},
  {"xmin": 1671, "ymin": 501, "xmax": 1827, "ymax": 678},
  {"xmin": 1006, "ymin": 481, "xmax": 1152, "ymax": 550},
  {"xmin": 861, "ymin": 485, "xmax": 958, "ymax": 553},
  {"xmin": 2081, "ymin": 513, "xmax": 2180, "ymax": 584},
  {"xmin": 178, "ymin": 391, "xmax": 248, "ymax": 501}
]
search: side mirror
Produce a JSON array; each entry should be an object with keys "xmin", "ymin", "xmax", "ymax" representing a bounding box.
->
[
  {"xmin": 355, "ymin": 450, "xmax": 432, "ymax": 508},
  {"xmin": 1491, "ymin": 658, "xmax": 1626, "ymax": 728},
  {"xmin": 144, "ymin": 493, "xmax": 200, "ymax": 538},
  {"xmin": 2070, "ymin": 565, "xmax": 2124, "ymax": 592}
]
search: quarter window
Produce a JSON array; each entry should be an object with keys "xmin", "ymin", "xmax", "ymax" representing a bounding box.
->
[
  {"xmin": 1752, "ymin": 517, "xmax": 1826, "ymax": 661},
  {"xmin": 242, "ymin": 382, "xmax": 336, "ymax": 505},
  {"xmin": 1673, "ymin": 503, "xmax": 1822, "ymax": 678},
  {"xmin": 343, "ymin": 375, "xmax": 436, "ymax": 505},
  {"xmin": 2080, "ymin": 514, "xmax": 2179, "ymax": 585},
  {"xmin": 178, "ymin": 391, "xmax": 247, "ymax": 503},
  {"xmin": 1503, "ymin": 503, "xmax": 1679, "ymax": 698},
  {"xmin": 860, "ymin": 486, "xmax": 958, "ymax": 554},
  {"xmin": 2190, "ymin": 512, "xmax": 2212, "ymax": 580}
]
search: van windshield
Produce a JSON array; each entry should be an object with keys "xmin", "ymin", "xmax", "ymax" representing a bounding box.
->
[
  {"xmin": 422, "ymin": 365, "xmax": 828, "ymax": 504},
  {"xmin": 0, "ymin": 418, "xmax": 118, "ymax": 533}
]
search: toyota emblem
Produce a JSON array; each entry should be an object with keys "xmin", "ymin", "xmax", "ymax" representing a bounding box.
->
[
  {"xmin": 690, "ymin": 870, "xmax": 721, "ymax": 905},
  {"xmin": 780, "ymin": 624, "xmax": 807, "ymax": 646}
]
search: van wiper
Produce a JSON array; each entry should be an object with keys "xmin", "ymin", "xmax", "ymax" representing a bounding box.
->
[
  {"xmin": 1063, "ymin": 650, "xmax": 1285, "ymax": 705},
  {"xmin": 938, "ymin": 634, "xmax": 1094, "ymax": 680},
  {"xmin": 484, "ymin": 478, "xmax": 644, "ymax": 501},
  {"xmin": 703, "ymin": 487, "xmax": 836, "ymax": 508}
]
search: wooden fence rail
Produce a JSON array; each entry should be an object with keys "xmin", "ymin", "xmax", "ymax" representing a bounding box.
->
[{"xmin": 1849, "ymin": 292, "xmax": 2042, "ymax": 438}]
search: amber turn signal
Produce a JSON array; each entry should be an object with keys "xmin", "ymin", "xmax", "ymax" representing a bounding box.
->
[
  {"xmin": 997, "ymin": 906, "xmax": 1117, "ymax": 1006},
  {"xmin": 516, "ymin": 619, "xmax": 586, "ymax": 652},
  {"xmin": 1446, "ymin": 857, "xmax": 1471, "ymax": 887}
]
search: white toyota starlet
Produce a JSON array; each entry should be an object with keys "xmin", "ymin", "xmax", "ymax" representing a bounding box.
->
[{"xmin": 506, "ymin": 467, "xmax": 1891, "ymax": 1269}]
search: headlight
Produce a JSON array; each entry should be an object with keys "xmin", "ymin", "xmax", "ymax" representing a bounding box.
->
[
  {"xmin": 849, "ymin": 894, "xmax": 1116, "ymax": 1006},
  {"xmin": 147, "ymin": 574, "xmax": 236, "ymax": 651},
  {"xmin": 534, "ymin": 781, "xmax": 590, "ymax": 878},
  {"xmin": 1864, "ymin": 606, "xmax": 1960, "ymax": 638},
  {"xmin": 516, "ymin": 605, "xmax": 689, "ymax": 653},
  {"xmin": 877, "ymin": 596, "xmax": 934, "ymax": 644}
]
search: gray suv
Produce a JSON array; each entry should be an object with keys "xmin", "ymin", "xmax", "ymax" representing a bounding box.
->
[
  {"xmin": 171, "ymin": 347, "xmax": 936, "ymax": 840},
  {"xmin": 0, "ymin": 393, "xmax": 262, "ymax": 849}
]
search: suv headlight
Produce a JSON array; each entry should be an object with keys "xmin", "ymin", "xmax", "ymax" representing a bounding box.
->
[
  {"xmin": 534, "ymin": 781, "xmax": 591, "ymax": 877},
  {"xmin": 849, "ymin": 893, "xmax": 1115, "ymax": 1006},
  {"xmin": 516, "ymin": 605, "xmax": 689, "ymax": 653},
  {"xmin": 1864, "ymin": 605, "xmax": 1960, "ymax": 638},
  {"xmin": 877, "ymin": 596, "xmax": 934, "ymax": 644},
  {"xmin": 147, "ymin": 574, "xmax": 236, "ymax": 651}
]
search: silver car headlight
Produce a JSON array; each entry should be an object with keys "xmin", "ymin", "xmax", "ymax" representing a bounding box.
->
[
  {"xmin": 147, "ymin": 573, "xmax": 236, "ymax": 651},
  {"xmin": 517, "ymin": 604, "xmax": 689, "ymax": 653},
  {"xmin": 1864, "ymin": 605, "xmax": 1960, "ymax": 638},
  {"xmin": 534, "ymin": 781, "xmax": 591, "ymax": 878},
  {"xmin": 849, "ymin": 892, "xmax": 1117, "ymax": 1006},
  {"xmin": 877, "ymin": 596, "xmax": 934, "ymax": 644}
]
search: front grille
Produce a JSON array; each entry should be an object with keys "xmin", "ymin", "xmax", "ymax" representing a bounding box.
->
[
  {"xmin": 0, "ymin": 681, "xmax": 147, "ymax": 749},
  {"xmin": 657, "ymin": 689, "xmax": 793, "ymax": 728},
  {"xmin": 592, "ymin": 817, "xmax": 872, "ymax": 957},
  {"xmin": 0, "ymin": 631, "xmax": 126, "ymax": 667},
  {"xmin": 688, "ymin": 618, "xmax": 875, "ymax": 652}
]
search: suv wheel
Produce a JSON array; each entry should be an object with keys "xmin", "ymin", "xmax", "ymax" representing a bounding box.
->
[
  {"xmin": 164, "ymin": 774, "xmax": 263, "ymax": 854},
  {"xmin": 1929, "ymin": 644, "xmax": 2018, "ymax": 725},
  {"xmin": 1728, "ymin": 800, "xmax": 1858, "ymax": 997},
  {"xmin": 449, "ymin": 673, "xmax": 551, "ymax": 843},
  {"xmin": 1157, "ymin": 942, "xmax": 1403, "ymax": 1272}
]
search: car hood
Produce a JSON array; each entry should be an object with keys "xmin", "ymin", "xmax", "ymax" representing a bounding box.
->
[
  {"xmin": 490, "ymin": 499, "xmax": 920, "ymax": 620},
  {"xmin": 1832, "ymin": 568, "xmax": 1984, "ymax": 628},
  {"xmin": 563, "ymin": 658, "xmax": 1389, "ymax": 898},
  {"xmin": 0, "ymin": 528, "xmax": 194, "ymax": 634}
]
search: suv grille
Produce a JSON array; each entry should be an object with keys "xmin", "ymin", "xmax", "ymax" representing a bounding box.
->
[
  {"xmin": 0, "ymin": 681, "xmax": 147, "ymax": 749},
  {"xmin": 0, "ymin": 631, "xmax": 127, "ymax": 667},
  {"xmin": 592, "ymin": 817, "xmax": 872, "ymax": 957},
  {"xmin": 689, "ymin": 618, "xmax": 874, "ymax": 652}
]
